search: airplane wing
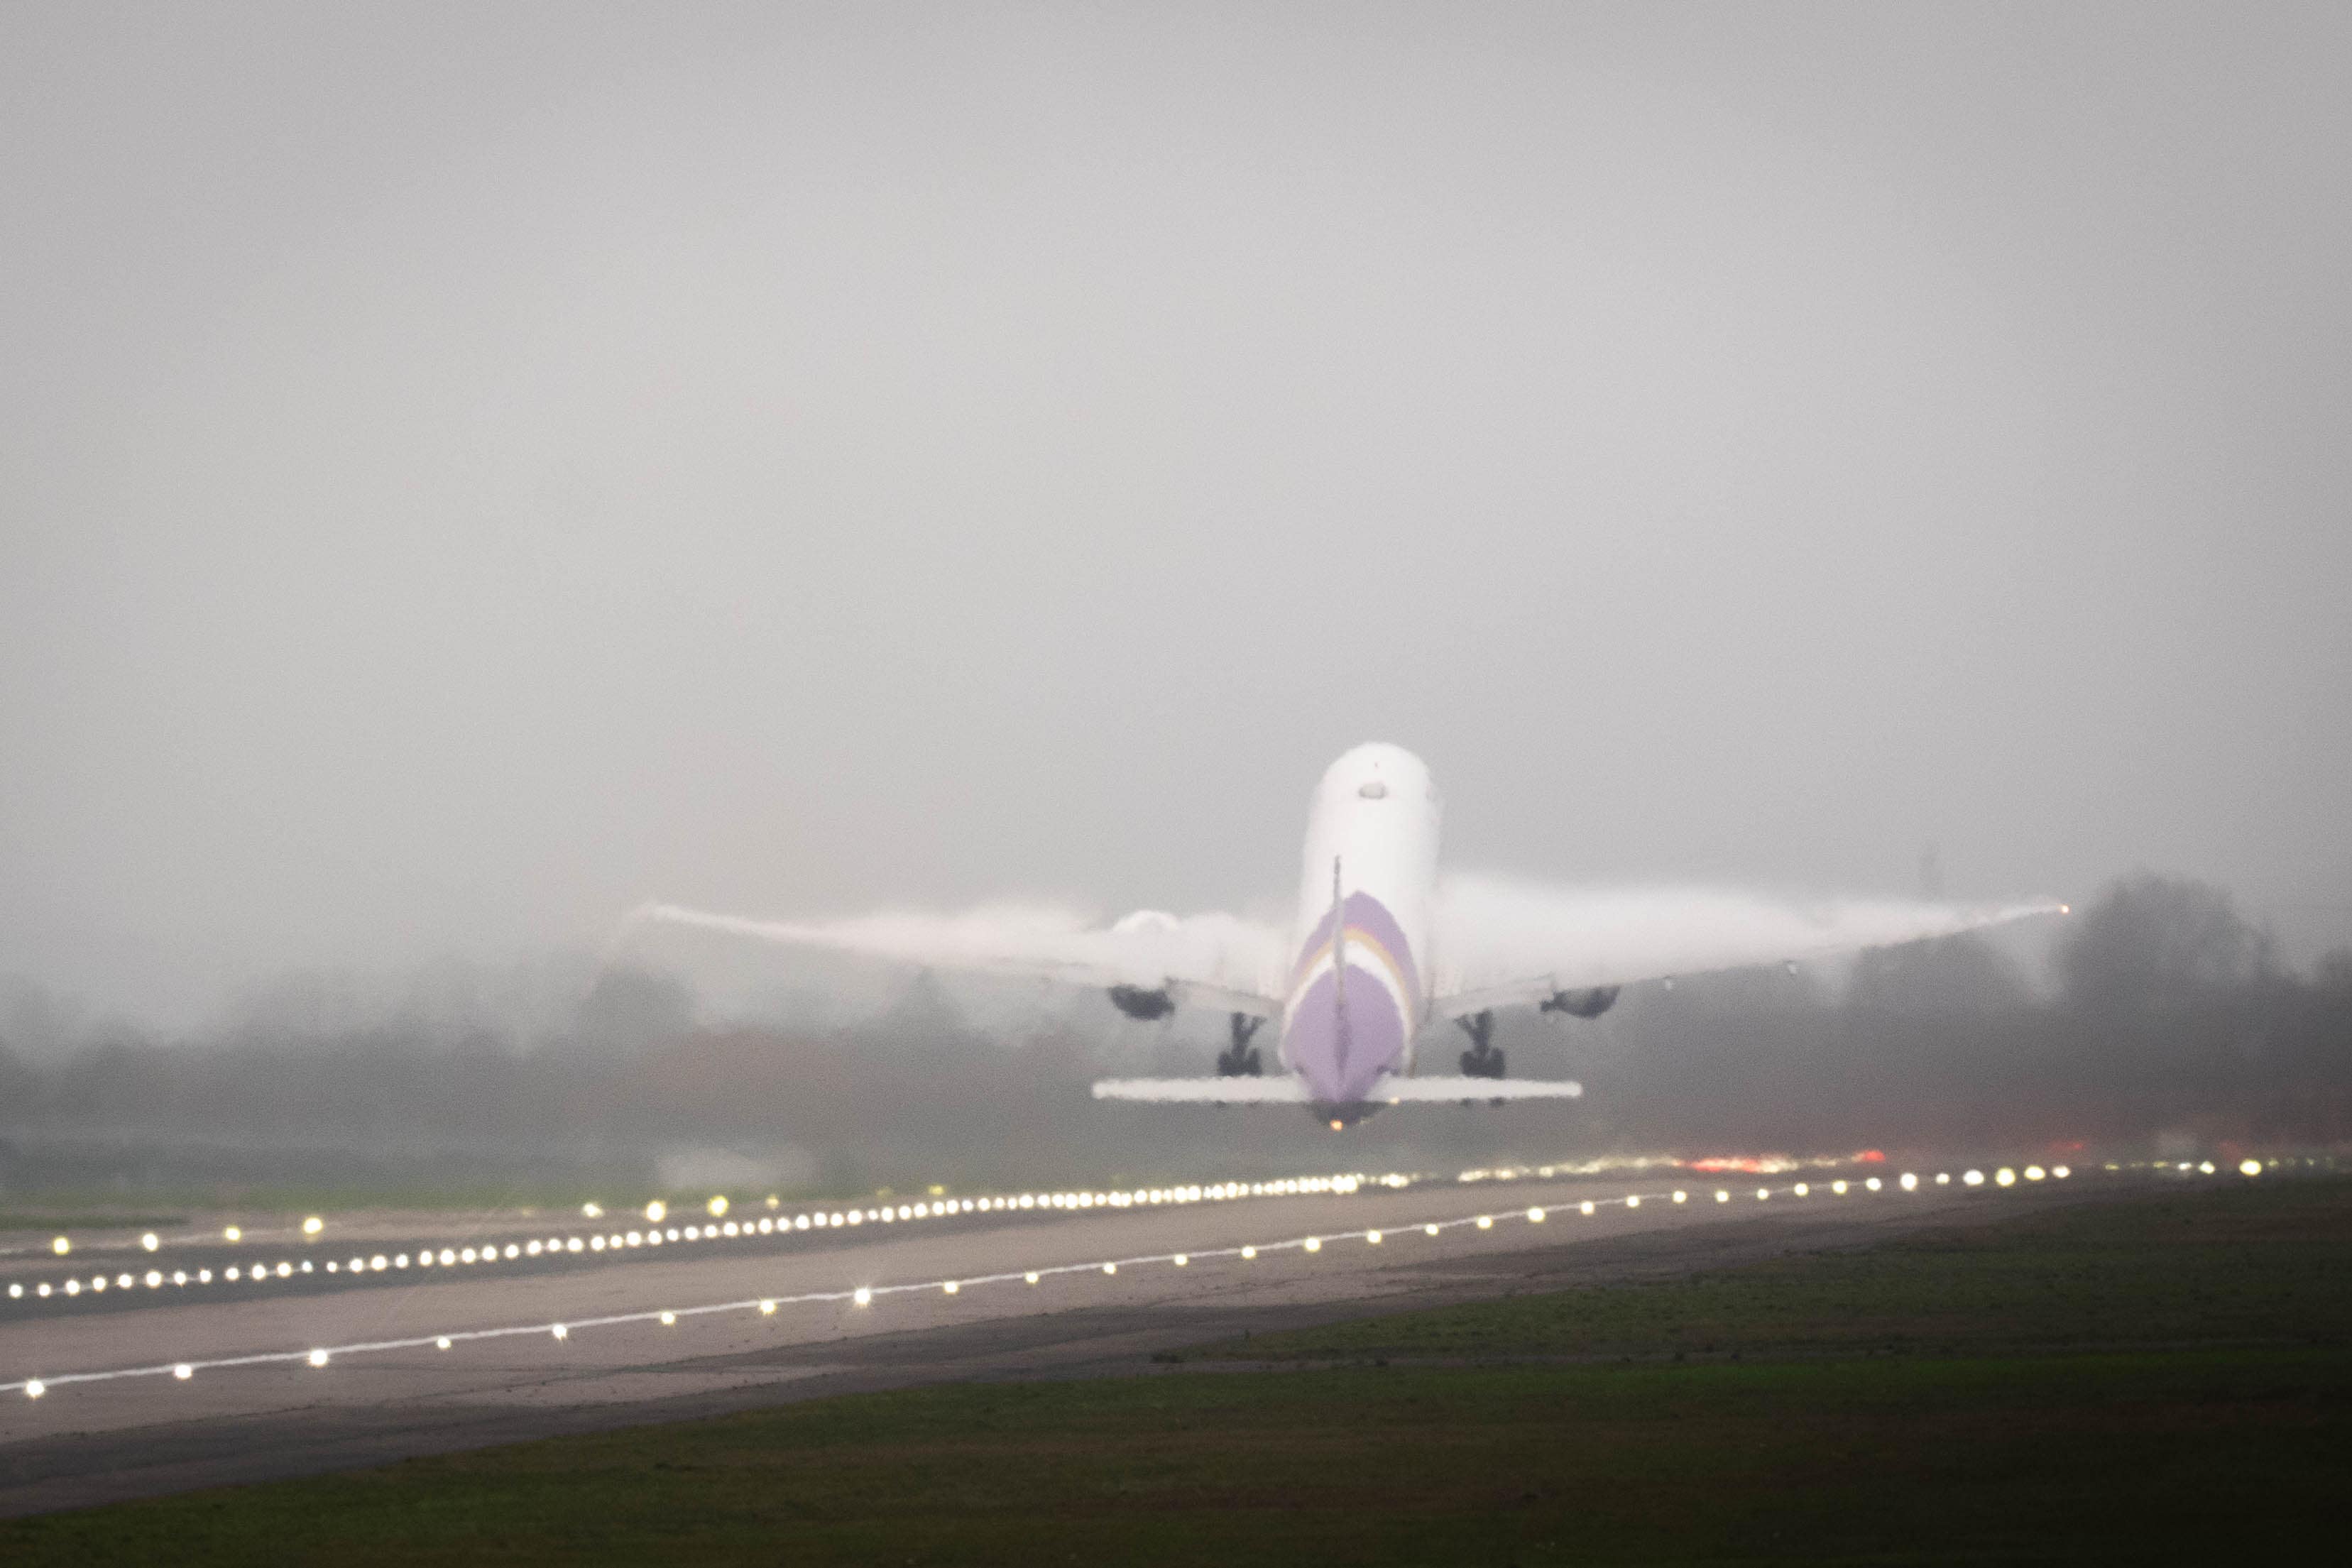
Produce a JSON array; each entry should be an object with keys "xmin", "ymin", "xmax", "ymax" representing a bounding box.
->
[
  {"xmin": 628, "ymin": 901, "xmax": 1287, "ymax": 1016},
  {"xmin": 1430, "ymin": 875, "xmax": 2065, "ymax": 1018}
]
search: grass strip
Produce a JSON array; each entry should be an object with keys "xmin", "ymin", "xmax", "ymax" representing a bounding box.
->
[
  {"xmin": 1, "ymin": 1178, "xmax": 2343, "ymax": 1564},
  {"xmin": 1178, "ymin": 1176, "xmax": 2352, "ymax": 1364}
]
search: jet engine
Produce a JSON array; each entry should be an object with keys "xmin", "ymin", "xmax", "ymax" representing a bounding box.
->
[
  {"xmin": 1107, "ymin": 984, "xmax": 1176, "ymax": 1021},
  {"xmin": 1539, "ymin": 985, "xmax": 1619, "ymax": 1020}
]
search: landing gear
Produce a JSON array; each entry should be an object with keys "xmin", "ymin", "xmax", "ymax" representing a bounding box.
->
[
  {"xmin": 1455, "ymin": 1010, "xmax": 1506, "ymax": 1079},
  {"xmin": 1215, "ymin": 1013, "xmax": 1264, "ymax": 1077}
]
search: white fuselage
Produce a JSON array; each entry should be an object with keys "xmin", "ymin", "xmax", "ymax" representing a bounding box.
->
[{"xmin": 1278, "ymin": 743, "xmax": 1443, "ymax": 1102}]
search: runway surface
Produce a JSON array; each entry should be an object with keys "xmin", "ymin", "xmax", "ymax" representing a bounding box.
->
[{"xmin": 0, "ymin": 1163, "xmax": 2096, "ymax": 1518}]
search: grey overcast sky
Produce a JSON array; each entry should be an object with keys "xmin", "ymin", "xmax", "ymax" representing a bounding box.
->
[{"xmin": 4, "ymin": 1, "xmax": 2348, "ymax": 1026}]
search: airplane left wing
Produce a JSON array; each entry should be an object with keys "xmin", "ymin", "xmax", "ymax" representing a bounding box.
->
[{"xmin": 628, "ymin": 901, "xmax": 1287, "ymax": 1016}]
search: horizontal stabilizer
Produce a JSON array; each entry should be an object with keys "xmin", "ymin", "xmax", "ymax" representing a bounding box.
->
[
  {"xmin": 1091, "ymin": 1078, "xmax": 1311, "ymax": 1103},
  {"xmin": 1377, "ymin": 1075, "xmax": 1583, "ymax": 1102},
  {"xmin": 1089, "ymin": 1075, "xmax": 1582, "ymax": 1104}
]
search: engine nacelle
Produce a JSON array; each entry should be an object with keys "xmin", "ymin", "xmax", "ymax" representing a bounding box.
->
[
  {"xmin": 1107, "ymin": 984, "xmax": 1176, "ymax": 1021},
  {"xmin": 1540, "ymin": 985, "xmax": 1619, "ymax": 1020}
]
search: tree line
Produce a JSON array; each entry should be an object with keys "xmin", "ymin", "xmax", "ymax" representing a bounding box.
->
[{"xmin": 1, "ymin": 874, "xmax": 2346, "ymax": 1198}]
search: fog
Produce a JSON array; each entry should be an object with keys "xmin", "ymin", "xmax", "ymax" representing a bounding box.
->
[
  {"xmin": 2, "ymin": 873, "xmax": 2346, "ymax": 1205},
  {"xmin": 3, "ymin": 6, "xmax": 2348, "ymax": 1187}
]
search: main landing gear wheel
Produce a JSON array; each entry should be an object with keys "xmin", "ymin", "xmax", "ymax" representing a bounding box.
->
[
  {"xmin": 1215, "ymin": 1012, "xmax": 1264, "ymax": 1077},
  {"xmin": 1455, "ymin": 1009, "xmax": 1506, "ymax": 1079}
]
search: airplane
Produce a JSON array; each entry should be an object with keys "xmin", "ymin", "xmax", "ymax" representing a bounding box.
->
[{"xmin": 633, "ymin": 743, "xmax": 2063, "ymax": 1128}]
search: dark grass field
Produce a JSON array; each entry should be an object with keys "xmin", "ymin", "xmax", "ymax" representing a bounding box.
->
[
  {"xmin": 4, "ymin": 1176, "xmax": 2345, "ymax": 1565},
  {"xmin": 1175, "ymin": 1172, "xmax": 2352, "ymax": 1364}
]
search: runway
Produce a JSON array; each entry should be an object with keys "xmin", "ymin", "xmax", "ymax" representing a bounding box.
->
[{"xmin": 0, "ymin": 1161, "xmax": 2105, "ymax": 1517}]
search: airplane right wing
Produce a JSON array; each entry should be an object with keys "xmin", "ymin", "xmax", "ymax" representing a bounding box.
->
[{"xmin": 1431, "ymin": 875, "xmax": 2065, "ymax": 1017}]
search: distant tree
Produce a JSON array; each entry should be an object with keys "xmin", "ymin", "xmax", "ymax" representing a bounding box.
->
[
  {"xmin": 2316, "ymin": 948, "xmax": 2352, "ymax": 996},
  {"xmin": 573, "ymin": 967, "xmax": 696, "ymax": 1056},
  {"xmin": 0, "ymin": 980, "xmax": 93, "ymax": 1065},
  {"xmin": 2056, "ymin": 874, "xmax": 2265, "ymax": 1017},
  {"xmin": 1846, "ymin": 933, "xmax": 2031, "ymax": 1019},
  {"xmin": 0, "ymin": 1038, "xmax": 38, "ymax": 1123}
]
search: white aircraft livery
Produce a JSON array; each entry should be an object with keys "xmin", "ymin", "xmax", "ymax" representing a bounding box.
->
[{"xmin": 638, "ymin": 744, "xmax": 2062, "ymax": 1126}]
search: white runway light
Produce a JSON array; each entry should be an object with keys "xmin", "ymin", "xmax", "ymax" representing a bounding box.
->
[
  {"xmin": 3, "ymin": 1153, "xmax": 2219, "ymax": 1404},
  {"xmin": 0, "ymin": 1166, "xmax": 1418, "ymax": 1322}
]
